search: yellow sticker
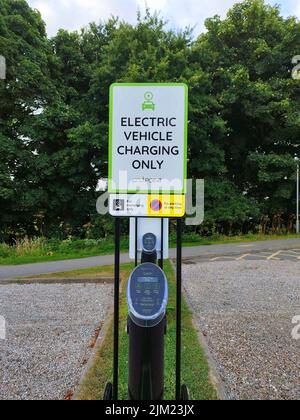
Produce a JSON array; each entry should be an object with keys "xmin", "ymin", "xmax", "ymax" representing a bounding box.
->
[{"xmin": 148, "ymin": 195, "xmax": 185, "ymax": 218}]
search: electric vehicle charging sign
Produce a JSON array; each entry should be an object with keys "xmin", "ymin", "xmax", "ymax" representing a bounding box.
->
[{"xmin": 108, "ymin": 83, "xmax": 188, "ymax": 218}]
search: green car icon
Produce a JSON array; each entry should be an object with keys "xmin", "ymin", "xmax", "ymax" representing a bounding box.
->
[{"xmin": 142, "ymin": 92, "xmax": 155, "ymax": 111}]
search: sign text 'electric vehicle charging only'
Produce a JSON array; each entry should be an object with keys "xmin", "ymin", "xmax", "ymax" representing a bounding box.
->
[{"xmin": 109, "ymin": 83, "xmax": 188, "ymax": 218}]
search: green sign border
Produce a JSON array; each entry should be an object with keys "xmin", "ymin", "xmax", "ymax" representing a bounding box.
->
[{"xmin": 108, "ymin": 83, "xmax": 188, "ymax": 195}]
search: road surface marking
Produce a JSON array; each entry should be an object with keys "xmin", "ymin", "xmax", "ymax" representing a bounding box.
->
[
  {"xmin": 242, "ymin": 254, "xmax": 266, "ymax": 259},
  {"xmin": 236, "ymin": 254, "xmax": 251, "ymax": 261},
  {"xmin": 210, "ymin": 256, "xmax": 234, "ymax": 261},
  {"xmin": 267, "ymin": 250, "xmax": 282, "ymax": 260}
]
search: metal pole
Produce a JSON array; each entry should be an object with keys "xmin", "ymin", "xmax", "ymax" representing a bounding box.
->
[
  {"xmin": 297, "ymin": 163, "xmax": 299, "ymax": 235},
  {"xmin": 176, "ymin": 218, "xmax": 182, "ymax": 400},
  {"xmin": 159, "ymin": 218, "xmax": 164, "ymax": 270},
  {"xmin": 135, "ymin": 218, "xmax": 138, "ymax": 267},
  {"xmin": 113, "ymin": 217, "xmax": 121, "ymax": 400}
]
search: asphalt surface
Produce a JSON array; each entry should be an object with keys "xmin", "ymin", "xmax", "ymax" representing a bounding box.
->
[
  {"xmin": 0, "ymin": 239, "xmax": 300, "ymax": 280},
  {"xmin": 183, "ymin": 248, "xmax": 300, "ymax": 264},
  {"xmin": 0, "ymin": 238, "xmax": 299, "ymax": 280}
]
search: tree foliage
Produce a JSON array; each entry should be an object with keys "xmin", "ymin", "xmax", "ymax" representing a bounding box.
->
[{"xmin": 0, "ymin": 0, "xmax": 300, "ymax": 240}]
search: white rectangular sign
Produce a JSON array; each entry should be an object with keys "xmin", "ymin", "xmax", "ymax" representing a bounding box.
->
[{"xmin": 108, "ymin": 83, "xmax": 188, "ymax": 195}]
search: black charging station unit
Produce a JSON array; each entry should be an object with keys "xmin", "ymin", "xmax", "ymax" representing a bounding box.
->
[
  {"xmin": 127, "ymin": 261, "xmax": 167, "ymax": 400},
  {"xmin": 104, "ymin": 217, "xmax": 189, "ymax": 401}
]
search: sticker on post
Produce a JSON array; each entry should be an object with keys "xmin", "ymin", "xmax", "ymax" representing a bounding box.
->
[
  {"xmin": 109, "ymin": 194, "xmax": 185, "ymax": 217},
  {"xmin": 109, "ymin": 194, "xmax": 148, "ymax": 217},
  {"xmin": 148, "ymin": 195, "xmax": 185, "ymax": 218}
]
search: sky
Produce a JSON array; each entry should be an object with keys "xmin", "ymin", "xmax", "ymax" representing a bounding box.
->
[{"xmin": 27, "ymin": 0, "xmax": 300, "ymax": 37}]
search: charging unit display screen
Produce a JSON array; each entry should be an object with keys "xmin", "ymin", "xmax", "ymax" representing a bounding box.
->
[
  {"xmin": 134, "ymin": 276, "xmax": 162, "ymax": 317},
  {"xmin": 127, "ymin": 263, "xmax": 168, "ymax": 327}
]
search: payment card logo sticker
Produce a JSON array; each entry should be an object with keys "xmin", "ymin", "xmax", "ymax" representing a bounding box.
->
[{"xmin": 109, "ymin": 194, "xmax": 148, "ymax": 216}]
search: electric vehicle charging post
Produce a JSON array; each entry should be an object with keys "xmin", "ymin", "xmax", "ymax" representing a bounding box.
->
[
  {"xmin": 106, "ymin": 83, "xmax": 188, "ymax": 401},
  {"xmin": 127, "ymin": 261, "xmax": 168, "ymax": 400}
]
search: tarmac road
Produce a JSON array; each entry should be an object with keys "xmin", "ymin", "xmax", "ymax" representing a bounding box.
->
[{"xmin": 0, "ymin": 238, "xmax": 299, "ymax": 280}]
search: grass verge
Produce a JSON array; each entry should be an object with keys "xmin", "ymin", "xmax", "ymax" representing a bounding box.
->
[
  {"xmin": 0, "ymin": 237, "xmax": 126, "ymax": 266},
  {"xmin": 75, "ymin": 261, "xmax": 218, "ymax": 400},
  {"xmin": 1, "ymin": 233, "xmax": 299, "ymax": 266}
]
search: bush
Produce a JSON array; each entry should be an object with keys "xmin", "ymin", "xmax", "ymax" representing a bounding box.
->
[{"xmin": 14, "ymin": 237, "xmax": 49, "ymax": 257}]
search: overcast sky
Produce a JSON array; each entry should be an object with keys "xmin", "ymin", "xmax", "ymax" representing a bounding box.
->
[{"xmin": 27, "ymin": 0, "xmax": 300, "ymax": 37}]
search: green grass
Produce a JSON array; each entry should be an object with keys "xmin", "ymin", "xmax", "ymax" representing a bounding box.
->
[
  {"xmin": 0, "ymin": 237, "xmax": 128, "ymax": 265},
  {"xmin": 24, "ymin": 264, "xmax": 121, "ymax": 279},
  {"xmin": 1, "ymin": 233, "xmax": 299, "ymax": 266},
  {"xmin": 76, "ymin": 261, "xmax": 218, "ymax": 401},
  {"xmin": 181, "ymin": 232, "xmax": 300, "ymax": 247}
]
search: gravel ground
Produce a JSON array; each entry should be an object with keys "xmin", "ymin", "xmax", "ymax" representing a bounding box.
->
[
  {"xmin": 183, "ymin": 260, "xmax": 300, "ymax": 400},
  {"xmin": 0, "ymin": 283, "xmax": 113, "ymax": 400}
]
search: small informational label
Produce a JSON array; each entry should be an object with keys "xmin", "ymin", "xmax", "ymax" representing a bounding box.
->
[
  {"xmin": 109, "ymin": 194, "xmax": 147, "ymax": 216},
  {"xmin": 109, "ymin": 194, "xmax": 185, "ymax": 218},
  {"xmin": 148, "ymin": 195, "xmax": 185, "ymax": 218}
]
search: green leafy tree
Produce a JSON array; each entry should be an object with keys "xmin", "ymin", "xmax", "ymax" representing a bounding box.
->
[
  {"xmin": 193, "ymin": 0, "xmax": 300, "ymax": 231},
  {"xmin": 1, "ymin": 0, "xmax": 300, "ymax": 240},
  {"xmin": 0, "ymin": 0, "xmax": 51, "ymax": 240}
]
